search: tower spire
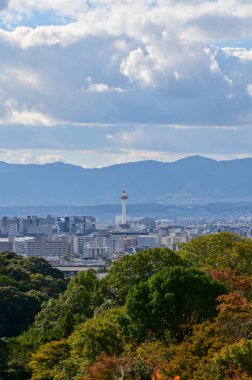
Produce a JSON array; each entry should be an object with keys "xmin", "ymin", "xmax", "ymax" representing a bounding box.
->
[{"xmin": 120, "ymin": 187, "xmax": 128, "ymax": 224}]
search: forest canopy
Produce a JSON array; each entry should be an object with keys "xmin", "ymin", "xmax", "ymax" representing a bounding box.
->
[{"xmin": 0, "ymin": 232, "xmax": 251, "ymax": 380}]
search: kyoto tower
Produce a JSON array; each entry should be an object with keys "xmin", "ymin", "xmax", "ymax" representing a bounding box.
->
[{"xmin": 120, "ymin": 187, "xmax": 128, "ymax": 224}]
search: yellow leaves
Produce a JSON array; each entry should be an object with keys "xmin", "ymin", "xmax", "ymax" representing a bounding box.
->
[
  {"xmin": 68, "ymin": 307, "xmax": 125, "ymax": 375},
  {"xmin": 180, "ymin": 232, "xmax": 252, "ymax": 274},
  {"xmin": 207, "ymin": 339, "xmax": 252, "ymax": 380},
  {"xmin": 29, "ymin": 339, "xmax": 70, "ymax": 380}
]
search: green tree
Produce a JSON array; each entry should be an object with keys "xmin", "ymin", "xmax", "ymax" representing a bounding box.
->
[
  {"xmin": 69, "ymin": 307, "xmax": 125, "ymax": 376},
  {"xmin": 194, "ymin": 339, "xmax": 252, "ymax": 380},
  {"xmin": 160, "ymin": 293, "xmax": 252, "ymax": 380},
  {"xmin": 104, "ymin": 248, "xmax": 186, "ymax": 305},
  {"xmin": 0, "ymin": 253, "xmax": 31, "ymax": 292},
  {"xmin": 0, "ymin": 253, "xmax": 67, "ymax": 339},
  {"xmin": 125, "ymin": 267, "xmax": 227, "ymax": 342},
  {"xmin": 180, "ymin": 232, "xmax": 252, "ymax": 274},
  {"xmin": 0, "ymin": 341, "xmax": 31, "ymax": 380},
  {"xmin": 2, "ymin": 270, "xmax": 102, "ymax": 378},
  {"xmin": 29, "ymin": 273, "xmax": 66, "ymax": 298},
  {"xmin": 0, "ymin": 286, "xmax": 41, "ymax": 337},
  {"xmin": 20, "ymin": 257, "xmax": 64, "ymax": 279},
  {"xmin": 33, "ymin": 269, "xmax": 101, "ymax": 341},
  {"xmin": 0, "ymin": 338, "xmax": 10, "ymax": 379},
  {"xmin": 29, "ymin": 339, "xmax": 73, "ymax": 380}
]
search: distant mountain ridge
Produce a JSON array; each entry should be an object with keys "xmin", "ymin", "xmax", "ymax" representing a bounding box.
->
[{"xmin": 0, "ymin": 155, "xmax": 252, "ymax": 205}]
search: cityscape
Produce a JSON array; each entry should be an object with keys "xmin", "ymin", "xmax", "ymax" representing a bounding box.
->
[
  {"xmin": 1, "ymin": 0, "xmax": 252, "ymax": 378},
  {"xmin": 0, "ymin": 187, "xmax": 252, "ymax": 277}
]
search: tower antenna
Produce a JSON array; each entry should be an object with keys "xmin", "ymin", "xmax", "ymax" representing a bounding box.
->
[{"xmin": 120, "ymin": 187, "xmax": 128, "ymax": 224}]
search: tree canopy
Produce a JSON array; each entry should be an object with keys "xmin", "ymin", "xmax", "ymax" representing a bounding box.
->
[
  {"xmin": 0, "ymin": 234, "xmax": 251, "ymax": 380},
  {"xmin": 0, "ymin": 253, "xmax": 67, "ymax": 339},
  {"xmin": 103, "ymin": 248, "xmax": 186, "ymax": 305},
  {"xmin": 125, "ymin": 266, "xmax": 227, "ymax": 342},
  {"xmin": 180, "ymin": 232, "xmax": 252, "ymax": 274}
]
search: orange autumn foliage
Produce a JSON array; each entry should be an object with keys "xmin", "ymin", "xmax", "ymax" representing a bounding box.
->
[
  {"xmin": 152, "ymin": 369, "xmax": 180, "ymax": 380},
  {"xmin": 152, "ymin": 369, "xmax": 162, "ymax": 379},
  {"xmin": 210, "ymin": 269, "xmax": 252, "ymax": 297}
]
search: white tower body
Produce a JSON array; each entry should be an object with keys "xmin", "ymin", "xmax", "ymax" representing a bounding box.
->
[{"xmin": 120, "ymin": 188, "xmax": 128, "ymax": 224}]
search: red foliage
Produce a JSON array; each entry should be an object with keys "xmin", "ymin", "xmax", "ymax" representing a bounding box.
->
[
  {"xmin": 210, "ymin": 269, "xmax": 252, "ymax": 297},
  {"xmin": 78, "ymin": 355, "xmax": 120, "ymax": 380},
  {"xmin": 217, "ymin": 292, "xmax": 250, "ymax": 314}
]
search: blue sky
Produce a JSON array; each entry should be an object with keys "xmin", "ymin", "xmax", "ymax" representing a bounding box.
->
[{"xmin": 1, "ymin": 0, "xmax": 252, "ymax": 167}]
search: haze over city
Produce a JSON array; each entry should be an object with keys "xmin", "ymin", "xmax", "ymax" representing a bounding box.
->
[{"xmin": 1, "ymin": 0, "xmax": 252, "ymax": 167}]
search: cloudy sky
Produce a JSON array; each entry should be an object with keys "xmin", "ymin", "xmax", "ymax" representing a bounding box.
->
[{"xmin": 1, "ymin": 0, "xmax": 252, "ymax": 167}]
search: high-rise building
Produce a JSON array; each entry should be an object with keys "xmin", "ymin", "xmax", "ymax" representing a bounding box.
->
[{"xmin": 120, "ymin": 187, "xmax": 128, "ymax": 224}]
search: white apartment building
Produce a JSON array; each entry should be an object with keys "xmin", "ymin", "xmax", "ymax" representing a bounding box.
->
[
  {"xmin": 43, "ymin": 237, "xmax": 72, "ymax": 257},
  {"xmin": 0, "ymin": 236, "xmax": 72, "ymax": 257},
  {"xmin": 83, "ymin": 235, "xmax": 110, "ymax": 259},
  {"xmin": 160, "ymin": 233, "xmax": 188, "ymax": 250},
  {"xmin": 26, "ymin": 239, "xmax": 42, "ymax": 256},
  {"xmin": 14, "ymin": 237, "xmax": 35, "ymax": 255},
  {"xmin": 72, "ymin": 235, "xmax": 94, "ymax": 255},
  {"xmin": 108, "ymin": 237, "xmax": 125, "ymax": 255}
]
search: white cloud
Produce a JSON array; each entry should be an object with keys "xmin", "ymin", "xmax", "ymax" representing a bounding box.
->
[
  {"xmin": 87, "ymin": 82, "xmax": 109, "ymax": 93},
  {"xmin": 10, "ymin": 110, "xmax": 54, "ymax": 125},
  {"xmin": 222, "ymin": 47, "xmax": 252, "ymax": 62},
  {"xmin": 0, "ymin": 24, "xmax": 86, "ymax": 48},
  {"xmin": 84, "ymin": 77, "xmax": 124, "ymax": 93},
  {"xmin": 120, "ymin": 47, "xmax": 156, "ymax": 86},
  {"xmin": 2, "ymin": 149, "xmax": 64, "ymax": 164},
  {"xmin": 0, "ymin": 103, "xmax": 56, "ymax": 126},
  {"xmin": 1, "ymin": 0, "xmax": 252, "ymax": 166},
  {"xmin": 0, "ymin": 121, "xmax": 251, "ymax": 168},
  {"xmin": 4, "ymin": 150, "xmax": 32, "ymax": 164},
  {"xmin": 36, "ymin": 154, "xmax": 65, "ymax": 163},
  {"xmin": 5, "ymin": 0, "xmax": 84, "ymax": 21},
  {"xmin": 0, "ymin": 67, "xmax": 41, "ymax": 88}
]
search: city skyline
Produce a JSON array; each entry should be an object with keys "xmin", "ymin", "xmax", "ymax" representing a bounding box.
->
[{"xmin": 1, "ymin": 1, "xmax": 252, "ymax": 167}]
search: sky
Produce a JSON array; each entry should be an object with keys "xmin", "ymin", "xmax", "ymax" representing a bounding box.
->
[{"xmin": 1, "ymin": 0, "xmax": 252, "ymax": 167}]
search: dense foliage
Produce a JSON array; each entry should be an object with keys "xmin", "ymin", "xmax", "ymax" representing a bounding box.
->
[
  {"xmin": 103, "ymin": 247, "xmax": 185, "ymax": 305},
  {"xmin": 0, "ymin": 253, "xmax": 66, "ymax": 339},
  {"xmin": 125, "ymin": 267, "xmax": 226, "ymax": 342},
  {"xmin": 180, "ymin": 232, "xmax": 252, "ymax": 274},
  {"xmin": 0, "ymin": 232, "xmax": 251, "ymax": 379}
]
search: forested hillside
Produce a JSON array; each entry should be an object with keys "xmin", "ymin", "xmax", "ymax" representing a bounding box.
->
[
  {"xmin": 2, "ymin": 156, "xmax": 252, "ymax": 204},
  {"xmin": 0, "ymin": 232, "xmax": 251, "ymax": 379}
]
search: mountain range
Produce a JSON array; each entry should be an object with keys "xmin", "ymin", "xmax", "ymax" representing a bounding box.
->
[{"xmin": 0, "ymin": 155, "xmax": 251, "ymax": 205}]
